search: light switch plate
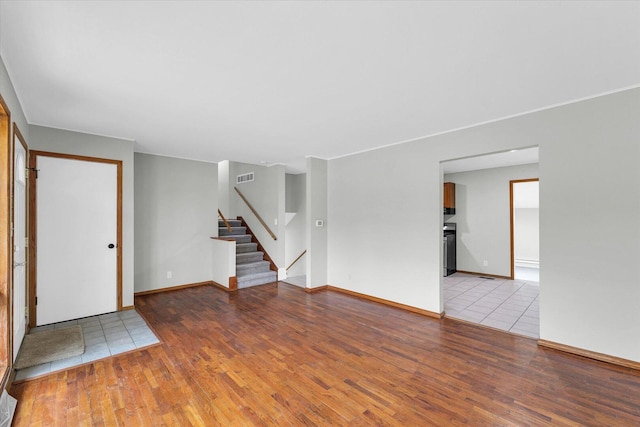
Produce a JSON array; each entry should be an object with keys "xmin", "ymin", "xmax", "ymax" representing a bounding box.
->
[{"xmin": 315, "ymin": 219, "xmax": 324, "ymax": 227}]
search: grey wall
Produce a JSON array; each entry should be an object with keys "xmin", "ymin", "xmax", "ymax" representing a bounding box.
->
[
  {"xmin": 134, "ymin": 153, "xmax": 217, "ymax": 293},
  {"xmin": 286, "ymin": 173, "xmax": 304, "ymax": 212},
  {"xmin": 29, "ymin": 125, "xmax": 135, "ymax": 307},
  {"xmin": 444, "ymin": 163, "xmax": 539, "ymax": 277},
  {"xmin": 285, "ymin": 173, "xmax": 307, "ymax": 278},
  {"xmin": 327, "ymin": 88, "xmax": 640, "ymax": 362}
]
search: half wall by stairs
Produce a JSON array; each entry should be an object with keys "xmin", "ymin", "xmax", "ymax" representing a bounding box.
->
[{"xmin": 218, "ymin": 219, "xmax": 278, "ymax": 288}]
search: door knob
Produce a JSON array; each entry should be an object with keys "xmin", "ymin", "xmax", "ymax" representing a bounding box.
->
[{"xmin": 108, "ymin": 243, "xmax": 115, "ymax": 249}]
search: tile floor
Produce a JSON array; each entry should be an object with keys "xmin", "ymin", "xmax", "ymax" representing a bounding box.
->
[
  {"xmin": 443, "ymin": 272, "xmax": 539, "ymax": 339},
  {"xmin": 15, "ymin": 310, "xmax": 159, "ymax": 381},
  {"xmin": 515, "ymin": 265, "xmax": 540, "ymax": 282}
]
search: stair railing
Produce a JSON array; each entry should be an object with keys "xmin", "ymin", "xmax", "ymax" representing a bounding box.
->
[
  {"xmin": 234, "ymin": 187, "xmax": 277, "ymax": 240},
  {"xmin": 286, "ymin": 250, "xmax": 307, "ymax": 272},
  {"xmin": 218, "ymin": 209, "xmax": 233, "ymax": 233}
]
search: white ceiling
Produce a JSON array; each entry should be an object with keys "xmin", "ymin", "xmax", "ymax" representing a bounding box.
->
[{"xmin": 1, "ymin": 1, "xmax": 638, "ymax": 173}]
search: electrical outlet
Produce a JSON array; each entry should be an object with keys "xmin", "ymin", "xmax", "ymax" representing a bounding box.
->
[
  {"xmin": 483, "ymin": 260, "xmax": 488, "ymax": 267},
  {"xmin": 274, "ymin": 218, "xmax": 278, "ymax": 225},
  {"xmin": 167, "ymin": 271, "xmax": 173, "ymax": 279}
]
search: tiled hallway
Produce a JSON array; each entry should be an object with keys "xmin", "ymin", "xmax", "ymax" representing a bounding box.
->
[
  {"xmin": 14, "ymin": 310, "xmax": 159, "ymax": 381},
  {"xmin": 443, "ymin": 272, "xmax": 539, "ymax": 338}
]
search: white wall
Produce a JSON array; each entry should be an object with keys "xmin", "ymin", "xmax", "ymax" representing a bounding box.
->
[
  {"xmin": 134, "ymin": 153, "xmax": 217, "ymax": 292},
  {"xmin": 539, "ymin": 89, "xmax": 640, "ymax": 361},
  {"xmin": 29, "ymin": 125, "xmax": 136, "ymax": 307},
  {"xmin": 307, "ymin": 157, "xmax": 328, "ymax": 288},
  {"xmin": 327, "ymin": 88, "xmax": 640, "ymax": 362},
  {"xmin": 444, "ymin": 163, "xmax": 539, "ymax": 277},
  {"xmin": 217, "ymin": 160, "xmax": 230, "ymax": 218},
  {"xmin": 285, "ymin": 173, "xmax": 307, "ymax": 278},
  {"xmin": 211, "ymin": 239, "xmax": 235, "ymax": 288},
  {"xmin": 329, "ymin": 143, "xmax": 442, "ymax": 311},
  {"xmin": 514, "ymin": 208, "xmax": 539, "ymax": 264}
]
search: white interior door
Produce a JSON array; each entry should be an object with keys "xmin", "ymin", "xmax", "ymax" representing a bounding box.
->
[
  {"xmin": 13, "ymin": 143, "xmax": 27, "ymax": 361},
  {"xmin": 36, "ymin": 155, "xmax": 118, "ymax": 325}
]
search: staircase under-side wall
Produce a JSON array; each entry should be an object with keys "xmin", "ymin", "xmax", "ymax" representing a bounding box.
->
[{"xmin": 218, "ymin": 219, "xmax": 278, "ymax": 288}]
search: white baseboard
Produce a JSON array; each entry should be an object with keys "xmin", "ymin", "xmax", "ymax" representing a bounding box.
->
[{"xmin": 515, "ymin": 259, "xmax": 539, "ymax": 268}]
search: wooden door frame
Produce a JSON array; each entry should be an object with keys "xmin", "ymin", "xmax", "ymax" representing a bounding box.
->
[
  {"xmin": 509, "ymin": 178, "xmax": 539, "ymax": 280},
  {"xmin": 10, "ymin": 124, "xmax": 28, "ymax": 363},
  {"xmin": 0, "ymin": 94, "xmax": 11, "ymax": 388},
  {"xmin": 28, "ymin": 150, "xmax": 123, "ymax": 328}
]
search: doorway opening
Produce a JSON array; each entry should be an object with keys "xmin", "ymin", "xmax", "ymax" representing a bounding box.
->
[
  {"xmin": 283, "ymin": 172, "xmax": 307, "ymax": 288},
  {"xmin": 510, "ymin": 179, "xmax": 539, "ymax": 282},
  {"xmin": 440, "ymin": 147, "xmax": 540, "ymax": 338}
]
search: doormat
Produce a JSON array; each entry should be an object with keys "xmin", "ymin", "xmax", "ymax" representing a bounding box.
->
[{"xmin": 15, "ymin": 325, "xmax": 84, "ymax": 370}]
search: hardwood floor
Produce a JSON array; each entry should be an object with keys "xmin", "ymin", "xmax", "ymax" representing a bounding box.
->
[{"xmin": 10, "ymin": 283, "xmax": 640, "ymax": 425}]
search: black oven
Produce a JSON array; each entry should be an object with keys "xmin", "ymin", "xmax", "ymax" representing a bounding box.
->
[{"xmin": 443, "ymin": 223, "xmax": 456, "ymax": 276}]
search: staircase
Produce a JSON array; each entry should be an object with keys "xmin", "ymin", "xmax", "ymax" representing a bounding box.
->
[{"xmin": 218, "ymin": 219, "xmax": 278, "ymax": 288}]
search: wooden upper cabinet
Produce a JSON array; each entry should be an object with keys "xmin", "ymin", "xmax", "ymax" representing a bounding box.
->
[{"xmin": 444, "ymin": 182, "xmax": 455, "ymax": 214}]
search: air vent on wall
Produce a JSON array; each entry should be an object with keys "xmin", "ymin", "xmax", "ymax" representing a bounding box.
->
[{"xmin": 236, "ymin": 172, "xmax": 254, "ymax": 184}]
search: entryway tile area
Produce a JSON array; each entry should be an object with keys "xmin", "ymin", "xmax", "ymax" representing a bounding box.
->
[
  {"xmin": 14, "ymin": 310, "xmax": 159, "ymax": 381},
  {"xmin": 443, "ymin": 273, "xmax": 539, "ymax": 339}
]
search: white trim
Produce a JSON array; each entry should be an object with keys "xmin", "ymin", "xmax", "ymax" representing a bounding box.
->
[{"xmin": 515, "ymin": 259, "xmax": 540, "ymax": 268}]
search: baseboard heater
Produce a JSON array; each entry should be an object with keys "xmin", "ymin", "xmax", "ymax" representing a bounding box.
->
[{"xmin": 515, "ymin": 259, "xmax": 540, "ymax": 268}]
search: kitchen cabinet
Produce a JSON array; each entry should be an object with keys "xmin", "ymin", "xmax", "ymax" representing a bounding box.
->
[{"xmin": 444, "ymin": 182, "xmax": 455, "ymax": 215}]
